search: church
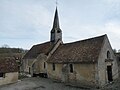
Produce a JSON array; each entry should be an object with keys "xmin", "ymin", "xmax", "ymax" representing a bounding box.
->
[{"xmin": 22, "ymin": 7, "xmax": 119, "ymax": 87}]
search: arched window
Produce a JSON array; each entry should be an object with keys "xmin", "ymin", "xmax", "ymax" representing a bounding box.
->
[
  {"xmin": 69, "ymin": 64, "xmax": 73, "ymax": 73},
  {"xmin": 0, "ymin": 73, "xmax": 5, "ymax": 78},
  {"xmin": 52, "ymin": 63, "xmax": 55, "ymax": 71},
  {"xmin": 107, "ymin": 51, "xmax": 111, "ymax": 59},
  {"xmin": 57, "ymin": 30, "xmax": 61, "ymax": 33},
  {"xmin": 29, "ymin": 67, "xmax": 30, "ymax": 74},
  {"xmin": 44, "ymin": 62, "xmax": 46, "ymax": 69}
]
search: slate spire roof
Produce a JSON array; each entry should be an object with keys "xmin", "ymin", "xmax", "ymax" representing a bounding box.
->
[{"xmin": 52, "ymin": 7, "xmax": 60, "ymax": 30}]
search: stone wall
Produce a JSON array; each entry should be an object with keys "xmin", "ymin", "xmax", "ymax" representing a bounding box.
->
[
  {"xmin": 36, "ymin": 54, "xmax": 47, "ymax": 74},
  {"xmin": 47, "ymin": 63, "xmax": 63, "ymax": 80},
  {"xmin": 97, "ymin": 36, "xmax": 118, "ymax": 86},
  {"xmin": 0, "ymin": 72, "xmax": 18, "ymax": 86},
  {"xmin": 116, "ymin": 54, "xmax": 120, "ymax": 77},
  {"xmin": 74, "ymin": 63, "xmax": 96, "ymax": 85},
  {"xmin": 47, "ymin": 63, "xmax": 96, "ymax": 86}
]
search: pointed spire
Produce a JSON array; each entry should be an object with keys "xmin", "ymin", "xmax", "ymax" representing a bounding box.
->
[
  {"xmin": 50, "ymin": 7, "xmax": 62, "ymax": 43},
  {"xmin": 52, "ymin": 7, "xmax": 60, "ymax": 29}
]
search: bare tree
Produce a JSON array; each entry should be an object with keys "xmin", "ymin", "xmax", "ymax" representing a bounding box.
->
[{"xmin": 1, "ymin": 44, "xmax": 10, "ymax": 48}]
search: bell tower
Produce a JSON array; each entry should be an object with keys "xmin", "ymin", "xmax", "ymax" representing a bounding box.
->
[{"xmin": 50, "ymin": 7, "xmax": 62, "ymax": 43}]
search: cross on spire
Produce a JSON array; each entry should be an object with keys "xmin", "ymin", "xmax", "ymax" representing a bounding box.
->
[{"xmin": 56, "ymin": 0, "xmax": 58, "ymax": 7}]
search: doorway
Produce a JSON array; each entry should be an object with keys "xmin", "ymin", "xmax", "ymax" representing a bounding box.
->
[{"xmin": 107, "ymin": 66, "xmax": 113, "ymax": 82}]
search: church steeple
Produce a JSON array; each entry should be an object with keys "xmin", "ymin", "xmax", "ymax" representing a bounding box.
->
[{"xmin": 50, "ymin": 7, "xmax": 62, "ymax": 43}]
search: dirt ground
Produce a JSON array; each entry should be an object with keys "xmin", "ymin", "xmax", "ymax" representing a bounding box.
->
[
  {"xmin": 0, "ymin": 77, "xmax": 120, "ymax": 90},
  {"xmin": 101, "ymin": 78, "xmax": 120, "ymax": 90},
  {"xmin": 0, "ymin": 77, "xmax": 89, "ymax": 90}
]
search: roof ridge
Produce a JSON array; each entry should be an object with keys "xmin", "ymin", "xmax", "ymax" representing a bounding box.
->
[
  {"xmin": 48, "ymin": 34, "xmax": 106, "ymax": 63},
  {"xmin": 34, "ymin": 41, "xmax": 50, "ymax": 46},
  {"xmin": 64, "ymin": 34, "xmax": 106, "ymax": 45}
]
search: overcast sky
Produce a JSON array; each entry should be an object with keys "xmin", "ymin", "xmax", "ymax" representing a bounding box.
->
[{"xmin": 0, "ymin": 0, "xmax": 120, "ymax": 50}]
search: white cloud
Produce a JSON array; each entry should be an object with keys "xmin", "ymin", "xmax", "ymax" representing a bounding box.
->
[
  {"xmin": 0, "ymin": 0, "xmax": 120, "ymax": 50},
  {"xmin": 62, "ymin": 20, "xmax": 120, "ymax": 50},
  {"xmin": 0, "ymin": 0, "xmax": 52, "ymax": 39},
  {"xmin": 104, "ymin": 22, "xmax": 120, "ymax": 35},
  {"xmin": 104, "ymin": 0, "xmax": 120, "ymax": 3}
]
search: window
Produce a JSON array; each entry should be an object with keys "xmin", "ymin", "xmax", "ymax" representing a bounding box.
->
[
  {"xmin": 107, "ymin": 51, "xmax": 111, "ymax": 59},
  {"xmin": 51, "ymin": 33, "xmax": 55, "ymax": 42},
  {"xmin": 44, "ymin": 62, "xmax": 46, "ymax": 69},
  {"xmin": 29, "ymin": 67, "xmax": 30, "ymax": 74},
  {"xmin": 69, "ymin": 64, "xmax": 73, "ymax": 73},
  {"xmin": 53, "ymin": 63, "xmax": 55, "ymax": 71},
  {"xmin": 57, "ymin": 30, "xmax": 61, "ymax": 33},
  {"xmin": 0, "ymin": 73, "xmax": 5, "ymax": 78}
]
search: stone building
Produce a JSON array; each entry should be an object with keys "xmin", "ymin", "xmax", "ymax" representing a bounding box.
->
[
  {"xmin": 23, "ymin": 8, "xmax": 118, "ymax": 87},
  {"xmin": 0, "ymin": 57, "xmax": 18, "ymax": 86},
  {"xmin": 115, "ymin": 52, "xmax": 120, "ymax": 76}
]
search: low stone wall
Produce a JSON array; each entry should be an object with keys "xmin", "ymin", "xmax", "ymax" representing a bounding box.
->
[{"xmin": 0, "ymin": 72, "xmax": 18, "ymax": 86}]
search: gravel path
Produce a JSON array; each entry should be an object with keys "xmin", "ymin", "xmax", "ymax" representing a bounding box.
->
[
  {"xmin": 0, "ymin": 77, "xmax": 90, "ymax": 90},
  {"xmin": 0, "ymin": 77, "xmax": 120, "ymax": 90}
]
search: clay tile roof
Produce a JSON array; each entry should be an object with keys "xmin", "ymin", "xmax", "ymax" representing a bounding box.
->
[
  {"xmin": 23, "ymin": 42, "xmax": 53, "ymax": 59},
  {"xmin": 48, "ymin": 35, "xmax": 106, "ymax": 63},
  {"xmin": 0, "ymin": 57, "xmax": 18, "ymax": 73}
]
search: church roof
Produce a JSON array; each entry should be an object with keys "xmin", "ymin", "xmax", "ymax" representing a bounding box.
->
[
  {"xmin": 0, "ymin": 57, "xmax": 18, "ymax": 73},
  {"xmin": 23, "ymin": 42, "xmax": 54, "ymax": 59},
  {"xmin": 47, "ymin": 34, "xmax": 106, "ymax": 63}
]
